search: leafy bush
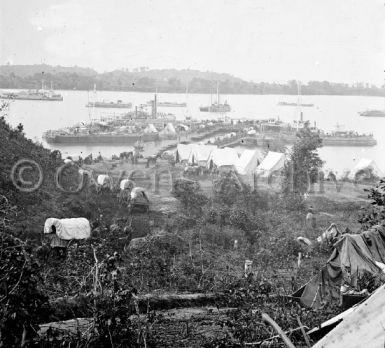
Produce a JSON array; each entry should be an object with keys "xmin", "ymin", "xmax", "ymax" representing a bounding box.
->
[{"xmin": 0, "ymin": 233, "xmax": 50, "ymax": 346}]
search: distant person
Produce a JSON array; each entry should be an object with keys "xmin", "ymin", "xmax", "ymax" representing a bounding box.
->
[{"xmin": 306, "ymin": 207, "xmax": 317, "ymax": 229}]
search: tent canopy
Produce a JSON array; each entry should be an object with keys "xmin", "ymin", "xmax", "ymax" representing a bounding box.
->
[
  {"xmin": 256, "ymin": 151, "xmax": 285, "ymax": 177},
  {"xmin": 313, "ymin": 283, "xmax": 385, "ymax": 348},
  {"xmin": 44, "ymin": 218, "xmax": 91, "ymax": 240},
  {"xmin": 208, "ymin": 147, "xmax": 239, "ymax": 168},
  {"xmin": 348, "ymin": 158, "xmax": 383, "ymax": 180},
  {"xmin": 235, "ymin": 149, "xmax": 263, "ymax": 175},
  {"xmin": 143, "ymin": 123, "xmax": 158, "ymax": 133}
]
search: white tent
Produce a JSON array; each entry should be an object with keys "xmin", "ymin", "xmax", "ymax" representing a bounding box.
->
[
  {"xmin": 161, "ymin": 123, "xmax": 176, "ymax": 134},
  {"xmin": 188, "ymin": 144, "xmax": 217, "ymax": 167},
  {"xmin": 313, "ymin": 283, "xmax": 385, "ymax": 348},
  {"xmin": 44, "ymin": 218, "xmax": 91, "ymax": 240},
  {"xmin": 256, "ymin": 151, "xmax": 285, "ymax": 177},
  {"xmin": 348, "ymin": 158, "xmax": 383, "ymax": 180},
  {"xmin": 66, "ymin": 154, "xmax": 80, "ymax": 161},
  {"xmin": 208, "ymin": 147, "xmax": 239, "ymax": 169},
  {"xmin": 143, "ymin": 123, "xmax": 158, "ymax": 133},
  {"xmin": 235, "ymin": 149, "xmax": 263, "ymax": 175},
  {"xmin": 247, "ymin": 129, "xmax": 257, "ymax": 135},
  {"xmin": 176, "ymin": 144, "xmax": 192, "ymax": 162}
]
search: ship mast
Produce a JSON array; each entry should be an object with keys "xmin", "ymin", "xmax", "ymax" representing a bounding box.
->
[
  {"xmin": 296, "ymin": 80, "xmax": 303, "ymax": 130},
  {"xmin": 217, "ymin": 81, "xmax": 220, "ymax": 104}
]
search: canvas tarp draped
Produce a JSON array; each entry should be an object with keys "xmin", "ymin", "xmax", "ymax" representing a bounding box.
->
[
  {"xmin": 292, "ymin": 225, "xmax": 385, "ymax": 308},
  {"xmin": 256, "ymin": 151, "xmax": 285, "ymax": 177},
  {"xmin": 235, "ymin": 149, "xmax": 263, "ymax": 175},
  {"xmin": 44, "ymin": 218, "xmax": 91, "ymax": 240},
  {"xmin": 348, "ymin": 158, "xmax": 383, "ymax": 180}
]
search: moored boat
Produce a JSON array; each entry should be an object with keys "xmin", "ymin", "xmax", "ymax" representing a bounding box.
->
[
  {"xmin": 0, "ymin": 81, "xmax": 63, "ymax": 101},
  {"xmin": 85, "ymin": 100, "xmax": 132, "ymax": 108},
  {"xmin": 258, "ymin": 118, "xmax": 377, "ymax": 147},
  {"xmin": 359, "ymin": 110, "xmax": 385, "ymax": 117},
  {"xmin": 278, "ymin": 101, "xmax": 314, "ymax": 107},
  {"xmin": 146, "ymin": 101, "xmax": 186, "ymax": 107},
  {"xmin": 200, "ymin": 83, "xmax": 231, "ymax": 113}
]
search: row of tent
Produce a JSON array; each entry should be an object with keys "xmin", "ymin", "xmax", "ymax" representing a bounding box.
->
[
  {"xmin": 325, "ymin": 158, "xmax": 384, "ymax": 181},
  {"xmin": 175, "ymin": 144, "xmax": 286, "ymax": 177},
  {"xmin": 143, "ymin": 123, "xmax": 178, "ymax": 134}
]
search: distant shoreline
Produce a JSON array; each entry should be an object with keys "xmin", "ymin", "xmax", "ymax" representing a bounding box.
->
[{"xmin": 0, "ymin": 87, "xmax": 383, "ymax": 98}]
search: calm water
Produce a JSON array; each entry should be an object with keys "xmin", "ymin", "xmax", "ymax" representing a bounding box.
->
[{"xmin": 3, "ymin": 89, "xmax": 385, "ymax": 173}]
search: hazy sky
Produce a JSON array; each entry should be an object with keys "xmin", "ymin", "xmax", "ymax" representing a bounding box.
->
[{"xmin": 1, "ymin": 0, "xmax": 384, "ymax": 84}]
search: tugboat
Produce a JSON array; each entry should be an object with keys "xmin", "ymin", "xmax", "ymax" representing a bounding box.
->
[
  {"xmin": 86, "ymin": 100, "xmax": 132, "ymax": 108},
  {"xmin": 0, "ymin": 81, "xmax": 63, "ymax": 101},
  {"xmin": 146, "ymin": 101, "xmax": 186, "ymax": 107},
  {"xmin": 200, "ymin": 83, "xmax": 231, "ymax": 112},
  {"xmin": 85, "ymin": 85, "xmax": 131, "ymax": 108},
  {"xmin": 278, "ymin": 101, "xmax": 314, "ymax": 107}
]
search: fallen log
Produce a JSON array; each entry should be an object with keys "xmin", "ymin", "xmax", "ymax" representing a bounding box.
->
[
  {"xmin": 49, "ymin": 292, "xmax": 226, "ymax": 321},
  {"xmin": 137, "ymin": 292, "xmax": 225, "ymax": 312}
]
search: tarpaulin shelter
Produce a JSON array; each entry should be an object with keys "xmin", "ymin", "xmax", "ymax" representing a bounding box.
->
[
  {"xmin": 256, "ymin": 151, "xmax": 285, "ymax": 178},
  {"xmin": 235, "ymin": 149, "xmax": 263, "ymax": 175},
  {"xmin": 188, "ymin": 144, "xmax": 217, "ymax": 167},
  {"xmin": 44, "ymin": 218, "xmax": 91, "ymax": 240},
  {"xmin": 292, "ymin": 225, "xmax": 385, "ymax": 308},
  {"xmin": 348, "ymin": 158, "xmax": 383, "ymax": 180},
  {"xmin": 313, "ymin": 282, "xmax": 385, "ymax": 348}
]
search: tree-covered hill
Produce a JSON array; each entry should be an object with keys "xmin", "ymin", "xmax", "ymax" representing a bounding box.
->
[{"xmin": 0, "ymin": 64, "xmax": 383, "ymax": 96}]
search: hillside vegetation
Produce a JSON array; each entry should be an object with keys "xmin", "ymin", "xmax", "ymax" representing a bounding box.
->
[
  {"xmin": 0, "ymin": 64, "xmax": 383, "ymax": 96},
  {"xmin": 1, "ymin": 106, "xmax": 383, "ymax": 346}
]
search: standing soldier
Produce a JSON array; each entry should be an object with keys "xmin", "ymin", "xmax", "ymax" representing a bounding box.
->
[{"xmin": 306, "ymin": 207, "xmax": 317, "ymax": 229}]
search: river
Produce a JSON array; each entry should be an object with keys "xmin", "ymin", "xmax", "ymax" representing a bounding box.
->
[{"xmin": 2, "ymin": 89, "xmax": 385, "ymax": 173}]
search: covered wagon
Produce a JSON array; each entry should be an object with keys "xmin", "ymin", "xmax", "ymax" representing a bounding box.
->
[
  {"xmin": 129, "ymin": 187, "xmax": 150, "ymax": 213},
  {"xmin": 44, "ymin": 218, "xmax": 91, "ymax": 250}
]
